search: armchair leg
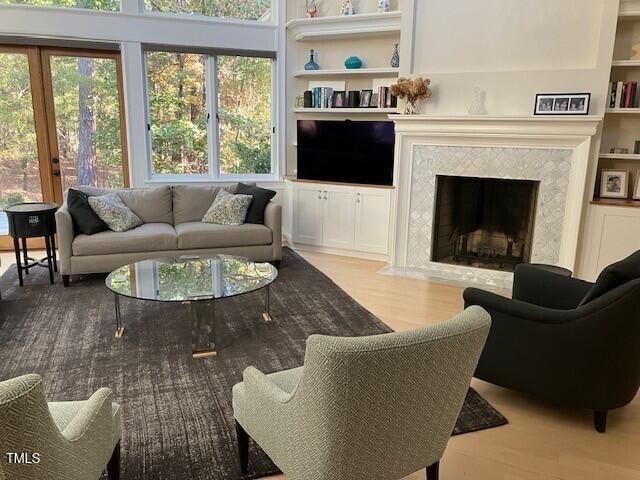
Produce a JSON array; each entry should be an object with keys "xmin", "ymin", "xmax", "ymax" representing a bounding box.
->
[
  {"xmin": 426, "ymin": 461, "xmax": 439, "ymax": 480},
  {"xmin": 236, "ymin": 420, "xmax": 249, "ymax": 474},
  {"xmin": 107, "ymin": 442, "xmax": 120, "ymax": 480},
  {"xmin": 62, "ymin": 275, "xmax": 70, "ymax": 287},
  {"xmin": 594, "ymin": 410, "xmax": 608, "ymax": 433}
]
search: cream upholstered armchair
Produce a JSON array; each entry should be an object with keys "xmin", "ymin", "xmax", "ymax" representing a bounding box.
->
[
  {"xmin": 0, "ymin": 374, "xmax": 121, "ymax": 480},
  {"xmin": 232, "ymin": 306, "xmax": 491, "ymax": 480}
]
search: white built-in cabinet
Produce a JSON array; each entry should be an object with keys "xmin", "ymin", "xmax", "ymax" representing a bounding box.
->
[{"xmin": 289, "ymin": 180, "xmax": 392, "ymax": 259}]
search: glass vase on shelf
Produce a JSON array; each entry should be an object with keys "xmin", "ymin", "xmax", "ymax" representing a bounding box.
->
[
  {"xmin": 304, "ymin": 49, "xmax": 320, "ymax": 70},
  {"xmin": 378, "ymin": 0, "xmax": 390, "ymax": 13},
  {"xmin": 390, "ymin": 43, "xmax": 400, "ymax": 68}
]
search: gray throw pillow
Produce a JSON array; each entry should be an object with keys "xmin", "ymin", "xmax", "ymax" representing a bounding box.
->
[
  {"xmin": 88, "ymin": 193, "xmax": 143, "ymax": 232},
  {"xmin": 202, "ymin": 189, "xmax": 253, "ymax": 225}
]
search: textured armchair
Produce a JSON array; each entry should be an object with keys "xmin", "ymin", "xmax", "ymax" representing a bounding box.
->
[
  {"xmin": 464, "ymin": 251, "xmax": 640, "ymax": 433},
  {"xmin": 232, "ymin": 306, "xmax": 491, "ymax": 480},
  {"xmin": 0, "ymin": 374, "xmax": 121, "ymax": 479}
]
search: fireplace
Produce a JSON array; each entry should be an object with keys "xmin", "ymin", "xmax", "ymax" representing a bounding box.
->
[{"xmin": 432, "ymin": 175, "xmax": 539, "ymax": 272}]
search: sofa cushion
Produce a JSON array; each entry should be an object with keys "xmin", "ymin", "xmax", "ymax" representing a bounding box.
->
[
  {"xmin": 579, "ymin": 250, "xmax": 640, "ymax": 305},
  {"xmin": 235, "ymin": 183, "xmax": 277, "ymax": 224},
  {"xmin": 88, "ymin": 193, "xmax": 143, "ymax": 232},
  {"xmin": 72, "ymin": 223, "xmax": 177, "ymax": 256},
  {"xmin": 66, "ymin": 188, "xmax": 109, "ymax": 235},
  {"xmin": 77, "ymin": 186, "xmax": 173, "ymax": 224},
  {"xmin": 175, "ymin": 222, "xmax": 272, "ymax": 250},
  {"xmin": 172, "ymin": 184, "xmax": 242, "ymax": 225},
  {"xmin": 202, "ymin": 190, "xmax": 253, "ymax": 225}
]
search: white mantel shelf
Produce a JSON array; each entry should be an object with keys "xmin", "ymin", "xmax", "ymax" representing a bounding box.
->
[
  {"xmin": 388, "ymin": 115, "xmax": 603, "ymax": 138},
  {"xmin": 286, "ymin": 11, "xmax": 402, "ymax": 41}
]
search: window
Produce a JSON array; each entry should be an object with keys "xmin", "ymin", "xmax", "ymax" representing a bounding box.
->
[
  {"xmin": 217, "ymin": 56, "xmax": 271, "ymax": 175},
  {"xmin": 146, "ymin": 50, "xmax": 273, "ymax": 179},
  {"xmin": 146, "ymin": 51, "xmax": 208, "ymax": 175},
  {"xmin": 144, "ymin": 0, "xmax": 271, "ymax": 21},
  {"xmin": 0, "ymin": 0, "xmax": 119, "ymax": 11}
]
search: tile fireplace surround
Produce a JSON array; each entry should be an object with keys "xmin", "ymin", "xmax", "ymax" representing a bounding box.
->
[{"xmin": 385, "ymin": 115, "xmax": 602, "ymax": 288}]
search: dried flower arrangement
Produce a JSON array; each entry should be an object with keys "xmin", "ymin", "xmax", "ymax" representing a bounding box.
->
[{"xmin": 390, "ymin": 77, "xmax": 432, "ymax": 114}]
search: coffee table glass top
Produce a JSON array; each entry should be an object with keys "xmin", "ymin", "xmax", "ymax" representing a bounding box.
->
[{"xmin": 105, "ymin": 255, "xmax": 278, "ymax": 302}]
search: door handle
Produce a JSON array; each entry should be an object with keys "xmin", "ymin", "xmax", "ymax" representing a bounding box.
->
[
  {"xmin": 323, "ymin": 191, "xmax": 327, "ymax": 200},
  {"xmin": 318, "ymin": 190, "xmax": 322, "ymax": 199},
  {"xmin": 356, "ymin": 193, "xmax": 361, "ymax": 203}
]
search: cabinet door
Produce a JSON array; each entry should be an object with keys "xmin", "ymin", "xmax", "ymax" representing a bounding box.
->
[
  {"xmin": 354, "ymin": 188, "xmax": 392, "ymax": 254},
  {"xmin": 293, "ymin": 186, "xmax": 324, "ymax": 246},
  {"xmin": 322, "ymin": 186, "xmax": 356, "ymax": 249}
]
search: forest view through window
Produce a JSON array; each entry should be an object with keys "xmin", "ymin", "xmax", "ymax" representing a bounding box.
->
[
  {"xmin": 0, "ymin": 0, "xmax": 118, "ymax": 10},
  {"xmin": 146, "ymin": 51, "xmax": 272, "ymax": 178},
  {"xmin": 144, "ymin": 0, "xmax": 270, "ymax": 21}
]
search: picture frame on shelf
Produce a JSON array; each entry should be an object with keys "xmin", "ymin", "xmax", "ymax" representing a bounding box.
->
[
  {"xmin": 359, "ymin": 89, "xmax": 373, "ymax": 108},
  {"xmin": 331, "ymin": 91, "xmax": 346, "ymax": 108},
  {"xmin": 634, "ymin": 171, "xmax": 640, "ymax": 200},
  {"xmin": 534, "ymin": 93, "xmax": 591, "ymax": 115},
  {"xmin": 600, "ymin": 169, "xmax": 629, "ymax": 199}
]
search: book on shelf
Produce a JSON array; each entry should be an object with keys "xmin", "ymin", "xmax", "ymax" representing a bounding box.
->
[
  {"xmin": 303, "ymin": 87, "xmax": 397, "ymax": 109},
  {"xmin": 609, "ymin": 81, "xmax": 639, "ymax": 108},
  {"xmin": 377, "ymin": 86, "xmax": 398, "ymax": 108}
]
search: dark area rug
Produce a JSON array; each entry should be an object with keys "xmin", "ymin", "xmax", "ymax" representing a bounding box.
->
[{"xmin": 0, "ymin": 248, "xmax": 507, "ymax": 480}]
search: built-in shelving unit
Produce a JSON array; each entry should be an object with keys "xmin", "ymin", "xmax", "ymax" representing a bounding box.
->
[
  {"xmin": 294, "ymin": 107, "xmax": 397, "ymax": 114},
  {"xmin": 286, "ymin": 11, "xmax": 402, "ymax": 42},
  {"xmin": 293, "ymin": 67, "xmax": 399, "ymax": 78},
  {"xmin": 599, "ymin": 153, "xmax": 640, "ymax": 160},
  {"xmin": 593, "ymin": 6, "xmax": 640, "ymax": 208}
]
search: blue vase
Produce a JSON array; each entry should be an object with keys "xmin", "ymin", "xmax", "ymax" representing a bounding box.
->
[
  {"xmin": 390, "ymin": 44, "xmax": 400, "ymax": 68},
  {"xmin": 344, "ymin": 56, "xmax": 363, "ymax": 69},
  {"xmin": 304, "ymin": 49, "xmax": 320, "ymax": 71}
]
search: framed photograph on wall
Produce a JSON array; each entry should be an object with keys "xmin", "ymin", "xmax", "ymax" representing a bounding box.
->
[
  {"xmin": 534, "ymin": 93, "xmax": 591, "ymax": 115},
  {"xmin": 600, "ymin": 169, "xmax": 629, "ymax": 199}
]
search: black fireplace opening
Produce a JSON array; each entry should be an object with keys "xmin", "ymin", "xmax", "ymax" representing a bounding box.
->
[{"xmin": 432, "ymin": 175, "xmax": 540, "ymax": 272}]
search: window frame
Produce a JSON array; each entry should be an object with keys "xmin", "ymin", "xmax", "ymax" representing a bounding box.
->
[{"xmin": 144, "ymin": 49, "xmax": 277, "ymax": 183}]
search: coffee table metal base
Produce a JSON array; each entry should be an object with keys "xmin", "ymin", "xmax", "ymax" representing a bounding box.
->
[{"xmin": 112, "ymin": 284, "xmax": 273, "ymax": 358}]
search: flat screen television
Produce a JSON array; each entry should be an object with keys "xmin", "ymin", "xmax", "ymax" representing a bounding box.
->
[{"xmin": 297, "ymin": 120, "xmax": 395, "ymax": 186}]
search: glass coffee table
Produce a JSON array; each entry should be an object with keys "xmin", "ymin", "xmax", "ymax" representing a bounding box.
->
[{"xmin": 105, "ymin": 255, "xmax": 278, "ymax": 358}]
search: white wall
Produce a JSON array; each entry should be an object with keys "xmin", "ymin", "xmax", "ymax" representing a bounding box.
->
[{"xmin": 402, "ymin": 0, "xmax": 619, "ymax": 116}]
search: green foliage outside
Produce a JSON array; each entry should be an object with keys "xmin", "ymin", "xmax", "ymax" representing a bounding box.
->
[
  {"xmin": 146, "ymin": 0, "xmax": 270, "ymax": 21},
  {"xmin": 0, "ymin": 0, "xmax": 118, "ymax": 9}
]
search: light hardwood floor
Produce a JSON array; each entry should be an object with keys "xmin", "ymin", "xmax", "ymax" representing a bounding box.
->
[{"xmin": 1, "ymin": 249, "xmax": 639, "ymax": 480}]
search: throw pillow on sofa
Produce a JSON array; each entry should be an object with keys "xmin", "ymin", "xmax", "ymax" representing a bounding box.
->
[
  {"xmin": 67, "ymin": 188, "xmax": 109, "ymax": 235},
  {"xmin": 88, "ymin": 193, "xmax": 143, "ymax": 232},
  {"xmin": 202, "ymin": 189, "xmax": 253, "ymax": 225},
  {"xmin": 235, "ymin": 183, "xmax": 276, "ymax": 224}
]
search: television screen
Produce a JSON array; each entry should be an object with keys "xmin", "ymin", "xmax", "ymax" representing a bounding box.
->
[{"xmin": 297, "ymin": 120, "xmax": 395, "ymax": 186}]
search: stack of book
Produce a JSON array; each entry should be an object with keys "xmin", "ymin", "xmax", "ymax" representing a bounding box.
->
[
  {"xmin": 311, "ymin": 87, "xmax": 334, "ymax": 108},
  {"xmin": 609, "ymin": 81, "xmax": 639, "ymax": 109},
  {"xmin": 376, "ymin": 86, "xmax": 398, "ymax": 108}
]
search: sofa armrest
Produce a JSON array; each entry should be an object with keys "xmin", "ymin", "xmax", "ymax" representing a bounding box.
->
[
  {"xmin": 55, "ymin": 206, "xmax": 74, "ymax": 275},
  {"xmin": 264, "ymin": 202, "xmax": 282, "ymax": 261},
  {"xmin": 512, "ymin": 264, "xmax": 593, "ymax": 309}
]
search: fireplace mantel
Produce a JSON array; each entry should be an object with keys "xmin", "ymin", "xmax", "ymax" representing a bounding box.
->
[{"xmin": 386, "ymin": 114, "xmax": 603, "ymax": 288}]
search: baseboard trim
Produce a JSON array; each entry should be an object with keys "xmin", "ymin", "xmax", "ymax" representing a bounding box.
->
[{"xmin": 289, "ymin": 243, "xmax": 390, "ymax": 262}]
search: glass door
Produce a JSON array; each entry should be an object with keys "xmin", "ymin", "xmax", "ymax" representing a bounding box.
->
[
  {"xmin": 40, "ymin": 48, "xmax": 129, "ymax": 200},
  {"xmin": 0, "ymin": 46, "xmax": 52, "ymax": 250},
  {"xmin": 0, "ymin": 46, "xmax": 129, "ymax": 251}
]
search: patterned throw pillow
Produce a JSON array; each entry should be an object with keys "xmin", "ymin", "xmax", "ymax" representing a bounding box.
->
[
  {"xmin": 202, "ymin": 189, "xmax": 253, "ymax": 225},
  {"xmin": 88, "ymin": 193, "xmax": 143, "ymax": 232}
]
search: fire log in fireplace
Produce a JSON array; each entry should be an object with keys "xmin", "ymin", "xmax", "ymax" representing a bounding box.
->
[{"xmin": 432, "ymin": 175, "xmax": 539, "ymax": 272}]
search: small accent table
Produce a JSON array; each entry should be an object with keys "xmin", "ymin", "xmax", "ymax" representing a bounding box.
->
[
  {"xmin": 4, "ymin": 202, "xmax": 58, "ymax": 286},
  {"xmin": 105, "ymin": 255, "xmax": 278, "ymax": 358}
]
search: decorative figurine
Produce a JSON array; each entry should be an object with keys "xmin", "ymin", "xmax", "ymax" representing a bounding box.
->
[
  {"xmin": 344, "ymin": 56, "xmax": 363, "ymax": 69},
  {"xmin": 304, "ymin": 49, "xmax": 320, "ymax": 70},
  {"xmin": 378, "ymin": 0, "xmax": 390, "ymax": 12},
  {"xmin": 340, "ymin": 0, "xmax": 355, "ymax": 16},
  {"xmin": 306, "ymin": 0, "xmax": 318, "ymax": 18},
  {"xmin": 632, "ymin": 42, "xmax": 640, "ymax": 60},
  {"xmin": 468, "ymin": 87, "xmax": 488, "ymax": 115},
  {"xmin": 390, "ymin": 43, "xmax": 400, "ymax": 68}
]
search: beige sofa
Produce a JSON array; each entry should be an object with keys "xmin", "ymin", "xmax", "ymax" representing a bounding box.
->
[{"xmin": 55, "ymin": 184, "xmax": 282, "ymax": 286}]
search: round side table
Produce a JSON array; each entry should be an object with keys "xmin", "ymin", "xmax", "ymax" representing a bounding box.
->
[{"xmin": 4, "ymin": 202, "xmax": 58, "ymax": 286}]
